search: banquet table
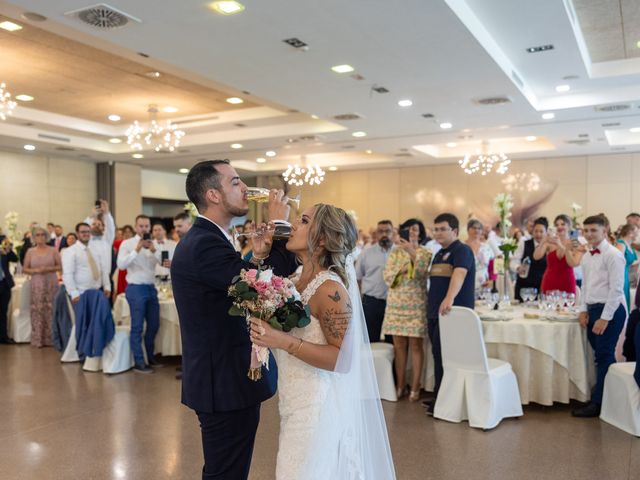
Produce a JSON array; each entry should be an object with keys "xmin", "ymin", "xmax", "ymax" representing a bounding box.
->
[{"xmin": 112, "ymin": 293, "xmax": 182, "ymax": 356}]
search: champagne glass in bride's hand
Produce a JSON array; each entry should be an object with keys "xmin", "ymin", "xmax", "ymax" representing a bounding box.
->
[{"xmin": 236, "ymin": 223, "xmax": 293, "ymax": 240}]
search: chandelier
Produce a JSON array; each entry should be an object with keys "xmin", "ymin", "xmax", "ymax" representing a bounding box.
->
[
  {"xmin": 0, "ymin": 82, "xmax": 17, "ymax": 121},
  {"xmin": 282, "ymin": 156, "xmax": 325, "ymax": 186},
  {"xmin": 458, "ymin": 142, "xmax": 510, "ymax": 176},
  {"xmin": 126, "ymin": 105, "xmax": 185, "ymax": 152}
]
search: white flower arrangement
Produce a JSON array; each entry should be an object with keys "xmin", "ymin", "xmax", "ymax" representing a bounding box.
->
[
  {"xmin": 570, "ymin": 202, "xmax": 582, "ymax": 226},
  {"xmin": 3, "ymin": 211, "xmax": 24, "ymax": 255},
  {"xmin": 183, "ymin": 202, "xmax": 199, "ymax": 221},
  {"xmin": 493, "ymin": 193, "xmax": 518, "ymax": 259}
]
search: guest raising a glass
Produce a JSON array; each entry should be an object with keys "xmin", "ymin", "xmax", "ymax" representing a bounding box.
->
[{"xmin": 534, "ymin": 214, "xmax": 576, "ymax": 294}]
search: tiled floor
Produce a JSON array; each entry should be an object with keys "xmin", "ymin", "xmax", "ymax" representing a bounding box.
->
[{"xmin": 0, "ymin": 344, "xmax": 637, "ymax": 480}]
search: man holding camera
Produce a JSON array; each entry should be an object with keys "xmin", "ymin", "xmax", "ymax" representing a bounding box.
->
[{"xmin": 117, "ymin": 214, "xmax": 162, "ymax": 374}]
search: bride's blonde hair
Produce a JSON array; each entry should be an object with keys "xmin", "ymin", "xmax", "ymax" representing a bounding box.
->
[{"xmin": 306, "ymin": 204, "xmax": 357, "ymax": 287}]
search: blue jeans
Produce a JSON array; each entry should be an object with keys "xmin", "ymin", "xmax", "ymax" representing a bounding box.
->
[
  {"xmin": 586, "ymin": 303, "xmax": 625, "ymax": 405},
  {"xmin": 125, "ymin": 284, "xmax": 160, "ymax": 366}
]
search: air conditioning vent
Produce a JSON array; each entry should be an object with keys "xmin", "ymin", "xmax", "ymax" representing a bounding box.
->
[
  {"xmin": 601, "ymin": 122, "xmax": 621, "ymax": 127},
  {"xmin": 38, "ymin": 133, "xmax": 70, "ymax": 142},
  {"xmin": 55, "ymin": 146, "xmax": 77, "ymax": 151},
  {"xmin": 422, "ymin": 113, "xmax": 434, "ymax": 118},
  {"xmin": 342, "ymin": 145, "xmax": 355, "ymax": 149},
  {"xmin": 595, "ymin": 104, "xmax": 630, "ymax": 112},
  {"xmin": 566, "ymin": 139, "xmax": 590, "ymax": 145},
  {"xmin": 395, "ymin": 152, "xmax": 414, "ymax": 157},
  {"xmin": 333, "ymin": 113, "xmax": 363, "ymax": 121},
  {"xmin": 65, "ymin": 3, "xmax": 141, "ymax": 29},
  {"xmin": 283, "ymin": 38, "xmax": 308, "ymax": 49},
  {"xmin": 475, "ymin": 96, "xmax": 512, "ymax": 106},
  {"xmin": 371, "ymin": 85, "xmax": 389, "ymax": 94}
]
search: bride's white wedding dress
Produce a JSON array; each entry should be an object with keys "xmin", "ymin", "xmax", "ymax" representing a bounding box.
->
[{"xmin": 273, "ymin": 267, "xmax": 396, "ymax": 480}]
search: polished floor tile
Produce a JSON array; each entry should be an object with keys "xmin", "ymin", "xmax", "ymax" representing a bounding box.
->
[{"xmin": 0, "ymin": 344, "xmax": 636, "ymax": 480}]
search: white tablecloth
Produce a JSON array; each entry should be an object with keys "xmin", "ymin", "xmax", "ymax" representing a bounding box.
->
[
  {"xmin": 7, "ymin": 275, "xmax": 27, "ymax": 326},
  {"xmin": 112, "ymin": 294, "xmax": 182, "ymax": 356}
]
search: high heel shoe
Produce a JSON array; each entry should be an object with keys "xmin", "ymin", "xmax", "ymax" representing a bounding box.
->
[
  {"xmin": 409, "ymin": 390, "xmax": 421, "ymax": 402},
  {"xmin": 396, "ymin": 386, "xmax": 408, "ymax": 400}
]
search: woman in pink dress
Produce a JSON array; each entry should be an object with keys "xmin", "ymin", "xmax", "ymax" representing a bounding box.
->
[
  {"xmin": 534, "ymin": 214, "xmax": 576, "ymax": 294},
  {"xmin": 23, "ymin": 226, "xmax": 61, "ymax": 347}
]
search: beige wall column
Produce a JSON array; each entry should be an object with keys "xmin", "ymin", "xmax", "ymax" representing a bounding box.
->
[{"xmin": 113, "ymin": 162, "xmax": 142, "ymax": 227}]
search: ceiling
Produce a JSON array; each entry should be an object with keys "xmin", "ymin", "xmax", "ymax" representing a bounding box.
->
[{"xmin": 0, "ymin": 0, "xmax": 639, "ymax": 177}]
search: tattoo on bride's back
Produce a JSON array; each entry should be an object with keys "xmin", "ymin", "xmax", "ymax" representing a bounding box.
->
[{"xmin": 322, "ymin": 302, "xmax": 353, "ymax": 339}]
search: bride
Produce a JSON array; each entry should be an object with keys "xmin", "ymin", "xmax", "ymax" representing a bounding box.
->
[{"xmin": 249, "ymin": 204, "xmax": 396, "ymax": 480}]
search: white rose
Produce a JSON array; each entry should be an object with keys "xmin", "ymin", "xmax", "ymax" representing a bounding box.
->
[{"xmin": 258, "ymin": 269, "xmax": 273, "ymax": 283}]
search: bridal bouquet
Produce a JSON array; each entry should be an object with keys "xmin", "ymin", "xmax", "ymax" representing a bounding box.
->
[{"xmin": 228, "ymin": 268, "xmax": 311, "ymax": 381}]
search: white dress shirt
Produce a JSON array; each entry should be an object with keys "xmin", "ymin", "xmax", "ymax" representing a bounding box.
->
[
  {"xmin": 509, "ymin": 237, "xmax": 539, "ymax": 272},
  {"xmin": 85, "ymin": 211, "xmax": 115, "ymax": 272},
  {"xmin": 579, "ymin": 239, "xmax": 627, "ymax": 320},
  {"xmin": 117, "ymin": 235, "xmax": 161, "ymax": 285},
  {"xmin": 487, "ymin": 230, "xmax": 502, "ymax": 257},
  {"xmin": 62, "ymin": 241, "xmax": 110, "ymax": 299},
  {"xmin": 154, "ymin": 238, "xmax": 177, "ymax": 276}
]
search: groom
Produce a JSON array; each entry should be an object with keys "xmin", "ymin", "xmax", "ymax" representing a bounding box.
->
[{"xmin": 171, "ymin": 160, "xmax": 297, "ymax": 479}]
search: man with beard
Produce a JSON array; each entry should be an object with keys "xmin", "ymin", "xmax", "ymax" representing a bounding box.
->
[
  {"xmin": 173, "ymin": 212, "xmax": 193, "ymax": 241},
  {"xmin": 356, "ymin": 220, "xmax": 394, "ymax": 343}
]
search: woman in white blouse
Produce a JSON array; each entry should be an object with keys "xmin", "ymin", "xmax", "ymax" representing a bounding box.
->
[{"xmin": 466, "ymin": 219, "xmax": 495, "ymax": 290}]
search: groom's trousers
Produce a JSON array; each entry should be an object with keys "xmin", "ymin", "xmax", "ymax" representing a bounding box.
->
[{"xmin": 196, "ymin": 405, "xmax": 261, "ymax": 479}]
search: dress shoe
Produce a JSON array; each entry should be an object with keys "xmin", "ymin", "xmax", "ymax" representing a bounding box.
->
[
  {"xmin": 421, "ymin": 399, "xmax": 434, "ymax": 409},
  {"xmin": 571, "ymin": 402, "xmax": 600, "ymax": 418},
  {"xmin": 425, "ymin": 402, "xmax": 435, "ymax": 416},
  {"xmin": 134, "ymin": 364, "xmax": 154, "ymax": 374},
  {"xmin": 148, "ymin": 359, "xmax": 164, "ymax": 368},
  {"xmin": 0, "ymin": 338, "xmax": 16, "ymax": 344}
]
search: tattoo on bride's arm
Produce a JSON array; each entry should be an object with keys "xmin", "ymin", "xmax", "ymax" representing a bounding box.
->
[
  {"xmin": 328, "ymin": 290, "xmax": 341, "ymax": 302},
  {"xmin": 322, "ymin": 302, "xmax": 353, "ymax": 340}
]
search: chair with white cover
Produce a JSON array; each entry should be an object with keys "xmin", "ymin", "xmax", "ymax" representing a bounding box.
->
[
  {"xmin": 600, "ymin": 362, "xmax": 640, "ymax": 436},
  {"xmin": 61, "ymin": 295, "xmax": 80, "ymax": 363},
  {"xmin": 435, "ymin": 306, "xmax": 523, "ymax": 429},
  {"xmin": 10, "ymin": 279, "xmax": 31, "ymax": 343},
  {"xmin": 370, "ymin": 342, "xmax": 397, "ymax": 401}
]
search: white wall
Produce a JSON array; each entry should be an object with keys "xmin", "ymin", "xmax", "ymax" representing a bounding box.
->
[{"xmin": 141, "ymin": 169, "xmax": 188, "ymax": 201}]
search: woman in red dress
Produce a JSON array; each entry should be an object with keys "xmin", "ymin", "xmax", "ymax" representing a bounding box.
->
[{"xmin": 534, "ymin": 214, "xmax": 576, "ymax": 294}]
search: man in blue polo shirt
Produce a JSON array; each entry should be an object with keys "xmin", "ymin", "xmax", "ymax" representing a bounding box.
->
[{"xmin": 425, "ymin": 213, "xmax": 475, "ymax": 415}]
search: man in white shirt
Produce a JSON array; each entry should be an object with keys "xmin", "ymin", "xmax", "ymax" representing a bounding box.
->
[
  {"xmin": 62, "ymin": 222, "xmax": 111, "ymax": 303},
  {"xmin": 152, "ymin": 222, "xmax": 175, "ymax": 277},
  {"xmin": 117, "ymin": 214, "xmax": 162, "ymax": 374},
  {"xmin": 85, "ymin": 200, "xmax": 116, "ymax": 277},
  {"xmin": 572, "ymin": 214, "xmax": 626, "ymax": 418}
]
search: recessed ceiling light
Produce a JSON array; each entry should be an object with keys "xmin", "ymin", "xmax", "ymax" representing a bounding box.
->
[
  {"xmin": 525, "ymin": 135, "xmax": 537, "ymax": 141},
  {"xmin": 555, "ymin": 84, "xmax": 570, "ymax": 93},
  {"xmin": 108, "ymin": 114, "xmax": 121, "ymax": 122},
  {"xmin": 226, "ymin": 97, "xmax": 244, "ymax": 104},
  {"xmin": 15, "ymin": 94, "xmax": 33, "ymax": 102},
  {"xmin": 398, "ymin": 99, "xmax": 413, "ymax": 107},
  {"xmin": 231, "ymin": 143, "xmax": 243, "ymax": 149},
  {"xmin": 0, "ymin": 21, "xmax": 22, "ymax": 31},
  {"xmin": 209, "ymin": 1, "xmax": 245, "ymax": 15},
  {"xmin": 352, "ymin": 131, "xmax": 367, "ymax": 137},
  {"xmin": 311, "ymin": 114, "xmax": 319, "ymax": 119},
  {"xmin": 256, "ymin": 157, "xmax": 266, "ymax": 163},
  {"xmin": 179, "ymin": 168, "xmax": 189, "ymax": 174},
  {"xmin": 132, "ymin": 153, "xmax": 144, "ymax": 159},
  {"xmin": 331, "ymin": 64, "xmax": 354, "ymax": 74},
  {"xmin": 526, "ymin": 44, "xmax": 554, "ymax": 53},
  {"xmin": 145, "ymin": 71, "xmax": 162, "ymax": 79},
  {"xmin": 23, "ymin": 144, "xmax": 35, "ymax": 151},
  {"xmin": 365, "ymin": 149, "xmax": 373, "ymax": 154},
  {"xmin": 265, "ymin": 150, "xmax": 276, "ymax": 157},
  {"xmin": 440, "ymin": 122, "xmax": 453, "ymax": 129},
  {"xmin": 328, "ymin": 166, "xmax": 338, "ymax": 171},
  {"xmin": 630, "ymin": 127, "xmax": 640, "ymax": 133},
  {"xmin": 162, "ymin": 106, "xmax": 178, "ymax": 113},
  {"xmin": 446, "ymin": 142, "xmax": 457, "ymax": 147},
  {"xmin": 108, "ymin": 138, "xmax": 122, "ymax": 144},
  {"xmin": 542, "ymin": 112, "xmax": 555, "ymax": 120}
]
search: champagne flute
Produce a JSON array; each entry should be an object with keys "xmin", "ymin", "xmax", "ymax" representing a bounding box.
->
[
  {"xmin": 245, "ymin": 187, "xmax": 300, "ymax": 208},
  {"xmin": 235, "ymin": 223, "xmax": 293, "ymax": 240}
]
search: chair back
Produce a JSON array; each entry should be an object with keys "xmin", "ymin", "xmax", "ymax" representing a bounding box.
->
[
  {"xmin": 19, "ymin": 280, "xmax": 31, "ymax": 311},
  {"xmin": 439, "ymin": 306, "xmax": 489, "ymax": 373}
]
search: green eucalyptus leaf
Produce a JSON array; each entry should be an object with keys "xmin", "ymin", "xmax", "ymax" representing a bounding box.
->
[
  {"xmin": 297, "ymin": 316, "xmax": 311, "ymax": 328},
  {"xmin": 269, "ymin": 319, "xmax": 283, "ymax": 331},
  {"xmin": 228, "ymin": 305, "xmax": 244, "ymax": 316}
]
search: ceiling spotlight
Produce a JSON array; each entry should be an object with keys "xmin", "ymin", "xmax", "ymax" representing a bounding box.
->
[
  {"xmin": 265, "ymin": 150, "xmax": 276, "ymax": 157},
  {"xmin": 226, "ymin": 97, "xmax": 244, "ymax": 104},
  {"xmin": 15, "ymin": 94, "xmax": 34, "ymax": 102},
  {"xmin": 256, "ymin": 157, "xmax": 266, "ymax": 163},
  {"xmin": 132, "ymin": 153, "xmax": 144, "ymax": 159},
  {"xmin": 329, "ymin": 166, "xmax": 338, "ymax": 171},
  {"xmin": 0, "ymin": 21, "xmax": 22, "ymax": 31},
  {"xmin": 398, "ymin": 99, "xmax": 413, "ymax": 107},
  {"xmin": 555, "ymin": 84, "xmax": 570, "ymax": 93},
  {"xmin": 109, "ymin": 138, "xmax": 122, "ymax": 144},
  {"xmin": 179, "ymin": 168, "xmax": 189, "ymax": 174},
  {"xmin": 331, "ymin": 64, "xmax": 354, "ymax": 74},
  {"xmin": 108, "ymin": 114, "xmax": 121, "ymax": 122},
  {"xmin": 162, "ymin": 106, "xmax": 178, "ymax": 113},
  {"xmin": 542, "ymin": 112, "xmax": 555, "ymax": 120},
  {"xmin": 145, "ymin": 71, "xmax": 162, "ymax": 79},
  {"xmin": 352, "ymin": 131, "xmax": 367, "ymax": 137},
  {"xmin": 526, "ymin": 44, "xmax": 554, "ymax": 53},
  {"xmin": 231, "ymin": 143, "xmax": 243, "ymax": 149},
  {"xmin": 365, "ymin": 149, "xmax": 373, "ymax": 154},
  {"xmin": 446, "ymin": 142, "xmax": 457, "ymax": 148},
  {"xmin": 23, "ymin": 144, "xmax": 35, "ymax": 151},
  {"xmin": 440, "ymin": 122, "xmax": 453, "ymax": 129},
  {"xmin": 525, "ymin": 136, "xmax": 537, "ymax": 141},
  {"xmin": 630, "ymin": 127, "xmax": 640, "ymax": 133},
  {"xmin": 209, "ymin": 1, "xmax": 245, "ymax": 15}
]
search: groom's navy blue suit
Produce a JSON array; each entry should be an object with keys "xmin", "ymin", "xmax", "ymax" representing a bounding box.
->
[{"xmin": 171, "ymin": 217, "xmax": 297, "ymax": 479}]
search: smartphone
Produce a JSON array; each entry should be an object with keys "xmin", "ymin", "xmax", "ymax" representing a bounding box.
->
[
  {"xmin": 95, "ymin": 200, "xmax": 102, "ymax": 209},
  {"xmin": 399, "ymin": 229, "xmax": 410, "ymax": 242},
  {"xmin": 142, "ymin": 233, "xmax": 151, "ymax": 241},
  {"xmin": 569, "ymin": 230, "xmax": 579, "ymax": 241},
  {"xmin": 161, "ymin": 250, "xmax": 169, "ymax": 262}
]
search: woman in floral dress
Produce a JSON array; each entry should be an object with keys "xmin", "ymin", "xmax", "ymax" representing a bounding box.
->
[
  {"xmin": 23, "ymin": 226, "xmax": 61, "ymax": 347},
  {"xmin": 382, "ymin": 219, "xmax": 432, "ymax": 401},
  {"xmin": 466, "ymin": 219, "xmax": 495, "ymax": 290}
]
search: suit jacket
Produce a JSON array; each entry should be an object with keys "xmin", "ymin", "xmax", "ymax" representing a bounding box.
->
[
  {"xmin": 0, "ymin": 236, "xmax": 18, "ymax": 289},
  {"xmin": 171, "ymin": 217, "xmax": 297, "ymax": 413},
  {"xmin": 48, "ymin": 236, "xmax": 68, "ymax": 251}
]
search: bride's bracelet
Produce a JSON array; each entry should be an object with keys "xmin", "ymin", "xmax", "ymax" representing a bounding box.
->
[
  {"xmin": 288, "ymin": 338, "xmax": 304, "ymax": 356},
  {"xmin": 250, "ymin": 253, "xmax": 269, "ymax": 266}
]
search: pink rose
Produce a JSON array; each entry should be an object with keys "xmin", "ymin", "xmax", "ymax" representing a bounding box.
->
[
  {"xmin": 271, "ymin": 276, "xmax": 284, "ymax": 289},
  {"xmin": 254, "ymin": 280, "xmax": 269, "ymax": 295},
  {"xmin": 244, "ymin": 269, "xmax": 258, "ymax": 284}
]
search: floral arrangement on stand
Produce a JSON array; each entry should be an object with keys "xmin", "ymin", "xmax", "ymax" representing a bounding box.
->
[
  {"xmin": 183, "ymin": 202, "xmax": 199, "ymax": 221},
  {"xmin": 3, "ymin": 211, "xmax": 24, "ymax": 257},
  {"xmin": 493, "ymin": 193, "xmax": 517, "ymax": 301},
  {"xmin": 570, "ymin": 202, "xmax": 582, "ymax": 226}
]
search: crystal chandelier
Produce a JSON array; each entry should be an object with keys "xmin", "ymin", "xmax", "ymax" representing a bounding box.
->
[
  {"xmin": 0, "ymin": 82, "xmax": 17, "ymax": 121},
  {"xmin": 282, "ymin": 156, "xmax": 326, "ymax": 186},
  {"xmin": 126, "ymin": 105, "xmax": 185, "ymax": 152},
  {"xmin": 458, "ymin": 142, "xmax": 511, "ymax": 176}
]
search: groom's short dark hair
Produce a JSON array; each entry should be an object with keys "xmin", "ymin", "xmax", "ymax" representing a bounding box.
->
[{"xmin": 186, "ymin": 160, "xmax": 230, "ymax": 212}]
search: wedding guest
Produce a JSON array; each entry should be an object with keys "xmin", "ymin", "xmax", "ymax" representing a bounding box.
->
[
  {"xmin": 49, "ymin": 225, "xmax": 67, "ymax": 251},
  {"xmin": 19, "ymin": 221, "xmax": 38, "ymax": 265},
  {"xmin": 512, "ymin": 217, "xmax": 548, "ymax": 301},
  {"xmin": 465, "ymin": 219, "xmax": 495, "ymax": 290},
  {"xmin": 23, "ymin": 226, "xmax": 61, "ymax": 347},
  {"xmin": 425, "ymin": 213, "xmax": 475, "ymax": 415},
  {"xmin": 0, "ymin": 236, "xmax": 18, "ymax": 343},
  {"xmin": 240, "ymin": 220, "xmax": 255, "ymax": 261},
  {"xmin": 522, "ymin": 217, "xmax": 535, "ymax": 241},
  {"xmin": 572, "ymin": 214, "xmax": 626, "ymax": 417},
  {"xmin": 173, "ymin": 212, "xmax": 193, "ymax": 241},
  {"xmin": 117, "ymin": 215, "xmax": 162, "ymax": 373},
  {"xmin": 65, "ymin": 233, "xmax": 77, "ymax": 250},
  {"xmin": 487, "ymin": 222, "xmax": 503, "ymax": 257},
  {"xmin": 534, "ymin": 214, "xmax": 576, "ymax": 294},
  {"xmin": 152, "ymin": 222, "xmax": 175, "ymax": 277},
  {"xmin": 356, "ymin": 220, "xmax": 394, "ymax": 342},
  {"xmin": 113, "ymin": 224, "xmax": 134, "ymax": 298},
  {"xmin": 46, "ymin": 222, "xmax": 56, "ymax": 241},
  {"xmin": 615, "ymin": 224, "xmax": 637, "ymax": 309},
  {"xmin": 169, "ymin": 227, "xmax": 179, "ymax": 242},
  {"xmin": 382, "ymin": 219, "xmax": 431, "ymax": 401}
]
